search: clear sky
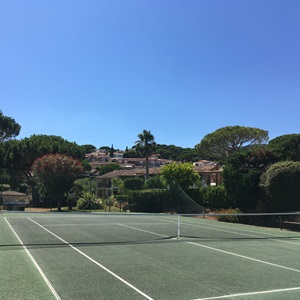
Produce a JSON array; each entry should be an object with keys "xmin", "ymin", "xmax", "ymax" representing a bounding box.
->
[{"xmin": 1, "ymin": 0, "xmax": 299, "ymax": 150}]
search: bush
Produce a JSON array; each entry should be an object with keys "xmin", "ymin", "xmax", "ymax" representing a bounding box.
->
[
  {"xmin": 127, "ymin": 190, "xmax": 173, "ymax": 213},
  {"xmin": 124, "ymin": 177, "xmax": 144, "ymax": 190},
  {"xmin": 144, "ymin": 175, "xmax": 166, "ymax": 189},
  {"xmin": 260, "ymin": 161, "xmax": 300, "ymax": 212},
  {"xmin": 215, "ymin": 208, "xmax": 242, "ymax": 223},
  {"xmin": 116, "ymin": 194, "xmax": 128, "ymax": 203},
  {"xmin": 198, "ymin": 186, "xmax": 230, "ymax": 208},
  {"xmin": 76, "ymin": 192, "xmax": 103, "ymax": 210}
]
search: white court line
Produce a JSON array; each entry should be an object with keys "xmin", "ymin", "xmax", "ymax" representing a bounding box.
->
[
  {"xmin": 45, "ymin": 222, "xmax": 169, "ymax": 227},
  {"xmin": 187, "ymin": 241, "xmax": 300, "ymax": 273},
  {"xmin": 192, "ymin": 286, "xmax": 300, "ymax": 300},
  {"xmin": 150, "ymin": 216, "xmax": 300, "ymax": 246},
  {"xmin": 118, "ymin": 223, "xmax": 171, "ymax": 238},
  {"xmin": 28, "ymin": 218, "xmax": 154, "ymax": 300},
  {"xmin": 118, "ymin": 222, "xmax": 300, "ymax": 299},
  {"xmin": 120, "ymin": 221, "xmax": 300, "ymax": 273},
  {"xmin": 4, "ymin": 218, "xmax": 61, "ymax": 300}
]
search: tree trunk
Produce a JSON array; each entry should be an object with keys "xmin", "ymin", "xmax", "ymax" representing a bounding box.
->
[
  {"xmin": 145, "ymin": 156, "xmax": 149, "ymax": 180},
  {"xmin": 57, "ymin": 196, "xmax": 62, "ymax": 212}
]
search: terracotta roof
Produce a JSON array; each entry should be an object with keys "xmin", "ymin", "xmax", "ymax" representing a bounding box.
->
[
  {"xmin": 98, "ymin": 167, "xmax": 162, "ymax": 180},
  {"xmin": 98, "ymin": 165, "xmax": 223, "ymax": 180},
  {"xmin": 2, "ymin": 191, "xmax": 28, "ymax": 196}
]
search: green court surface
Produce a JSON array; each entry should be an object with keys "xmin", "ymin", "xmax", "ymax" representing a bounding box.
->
[{"xmin": 1, "ymin": 211, "xmax": 300, "ymax": 300}]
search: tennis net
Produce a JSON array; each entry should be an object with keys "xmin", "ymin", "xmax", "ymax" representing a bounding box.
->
[{"xmin": 1, "ymin": 211, "xmax": 300, "ymax": 247}]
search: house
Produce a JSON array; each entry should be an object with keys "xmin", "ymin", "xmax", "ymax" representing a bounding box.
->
[
  {"xmin": 96, "ymin": 168, "xmax": 162, "ymax": 198},
  {"xmin": 1, "ymin": 190, "xmax": 31, "ymax": 211},
  {"xmin": 96, "ymin": 161, "xmax": 223, "ymax": 198},
  {"xmin": 193, "ymin": 160, "xmax": 223, "ymax": 186}
]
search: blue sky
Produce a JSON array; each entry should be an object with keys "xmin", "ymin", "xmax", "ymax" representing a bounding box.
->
[{"xmin": 1, "ymin": 0, "xmax": 299, "ymax": 150}]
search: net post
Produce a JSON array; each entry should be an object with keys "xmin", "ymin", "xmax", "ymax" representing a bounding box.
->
[
  {"xmin": 177, "ymin": 214, "xmax": 181, "ymax": 240},
  {"xmin": 279, "ymin": 216, "xmax": 283, "ymax": 230}
]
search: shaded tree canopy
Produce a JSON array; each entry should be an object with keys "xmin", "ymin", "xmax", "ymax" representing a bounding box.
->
[
  {"xmin": 0, "ymin": 110, "xmax": 21, "ymax": 142},
  {"xmin": 81, "ymin": 144, "xmax": 97, "ymax": 154},
  {"xmin": 260, "ymin": 161, "xmax": 300, "ymax": 212},
  {"xmin": 196, "ymin": 126, "xmax": 269, "ymax": 162},
  {"xmin": 0, "ymin": 134, "xmax": 85, "ymax": 179},
  {"xmin": 96, "ymin": 163, "xmax": 122, "ymax": 176},
  {"xmin": 223, "ymin": 147, "xmax": 274, "ymax": 210},
  {"xmin": 267, "ymin": 134, "xmax": 300, "ymax": 161}
]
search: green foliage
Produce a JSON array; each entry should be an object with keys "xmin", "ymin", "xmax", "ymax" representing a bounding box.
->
[
  {"xmin": 267, "ymin": 134, "xmax": 300, "ymax": 161},
  {"xmin": 124, "ymin": 177, "xmax": 144, "ymax": 190},
  {"xmin": 81, "ymin": 144, "xmax": 97, "ymax": 154},
  {"xmin": 155, "ymin": 144, "xmax": 199, "ymax": 162},
  {"xmin": 215, "ymin": 208, "xmax": 242, "ymax": 223},
  {"xmin": 0, "ymin": 184, "xmax": 10, "ymax": 191},
  {"xmin": 223, "ymin": 148, "xmax": 274, "ymax": 209},
  {"xmin": 123, "ymin": 149, "xmax": 142, "ymax": 158},
  {"xmin": 161, "ymin": 162, "xmax": 200, "ymax": 190},
  {"xmin": 196, "ymin": 126, "xmax": 269, "ymax": 162},
  {"xmin": 135, "ymin": 129, "xmax": 156, "ymax": 179},
  {"xmin": 73, "ymin": 177, "xmax": 96, "ymax": 194},
  {"xmin": 127, "ymin": 190, "xmax": 173, "ymax": 213},
  {"xmin": 112, "ymin": 178, "xmax": 125, "ymax": 194},
  {"xmin": 144, "ymin": 175, "xmax": 166, "ymax": 189},
  {"xmin": 260, "ymin": 161, "xmax": 300, "ymax": 212},
  {"xmin": 116, "ymin": 194, "xmax": 128, "ymax": 203},
  {"xmin": 109, "ymin": 144, "xmax": 115, "ymax": 158},
  {"xmin": 123, "ymin": 144, "xmax": 199, "ymax": 161},
  {"xmin": 0, "ymin": 135, "xmax": 85, "ymax": 179},
  {"xmin": 76, "ymin": 192, "xmax": 103, "ymax": 210},
  {"xmin": 97, "ymin": 163, "xmax": 122, "ymax": 176},
  {"xmin": 32, "ymin": 154, "xmax": 84, "ymax": 211},
  {"xmin": 0, "ymin": 110, "xmax": 21, "ymax": 142},
  {"xmin": 199, "ymin": 185, "xmax": 230, "ymax": 208}
]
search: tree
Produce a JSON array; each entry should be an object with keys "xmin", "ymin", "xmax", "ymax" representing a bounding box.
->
[
  {"xmin": 81, "ymin": 144, "xmax": 97, "ymax": 154},
  {"xmin": 260, "ymin": 161, "xmax": 300, "ymax": 212},
  {"xmin": 0, "ymin": 111, "xmax": 21, "ymax": 142},
  {"xmin": 97, "ymin": 163, "xmax": 122, "ymax": 176},
  {"xmin": 223, "ymin": 147, "xmax": 274, "ymax": 210},
  {"xmin": 135, "ymin": 129, "xmax": 156, "ymax": 180},
  {"xmin": 32, "ymin": 154, "xmax": 84, "ymax": 211},
  {"xmin": 109, "ymin": 144, "xmax": 115, "ymax": 158},
  {"xmin": 0, "ymin": 134, "xmax": 85, "ymax": 180},
  {"xmin": 144, "ymin": 175, "xmax": 166, "ymax": 189},
  {"xmin": 267, "ymin": 134, "xmax": 300, "ymax": 161},
  {"xmin": 123, "ymin": 149, "xmax": 142, "ymax": 158},
  {"xmin": 161, "ymin": 162, "xmax": 200, "ymax": 190},
  {"xmin": 196, "ymin": 126, "xmax": 269, "ymax": 162}
]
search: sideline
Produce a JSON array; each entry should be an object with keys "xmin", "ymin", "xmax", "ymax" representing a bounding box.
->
[
  {"xmin": 4, "ymin": 218, "xmax": 61, "ymax": 300},
  {"xmin": 192, "ymin": 286, "xmax": 300, "ymax": 300},
  {"xmin": 28, "ymin": 217, "xmax": 154, "ymax": 300}
]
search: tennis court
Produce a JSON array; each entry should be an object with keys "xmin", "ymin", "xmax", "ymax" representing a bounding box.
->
[{"xmin": 1, "ymin": 211, "xmax": 300, "ymax": 300}]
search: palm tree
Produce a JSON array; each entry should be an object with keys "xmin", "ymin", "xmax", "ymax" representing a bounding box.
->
[{"xmin": 135, "ymin": 130, "xmax": 156, "ymax": 180}]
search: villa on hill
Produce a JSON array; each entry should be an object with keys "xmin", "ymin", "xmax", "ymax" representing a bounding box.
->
[{"xmin": 96, "ymin": 160, "xmax": 222, "ymax": 199}]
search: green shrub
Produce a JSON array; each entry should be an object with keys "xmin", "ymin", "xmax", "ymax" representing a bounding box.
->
[
  {"xmin": 124, "ymin": 177, "xmax": 144, "ymax": 190},
  {"xmin": 216, "ymin": 208, "xmax": 242, "ymax": 223},
  {"xmin": 127, "ymin": 190, "xmax": 173, "ymax": 213},
  {"xmin": 260, "ymin": 161, "xmax": 300, "ymax": 212},
  {"xmin": 144, "ymin": 175, "xmax": 166, "ymax": 189},
  {"xmin": 116, "ymin": 194, "xmax": 128, "ymax": 203},
  {"xmin": 76, "ymin": 192, "xmax": 103, "ymax": 210},
  {"xmin": 199, "ymin": 185, "xmax": 230, "ymax": 208}
]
